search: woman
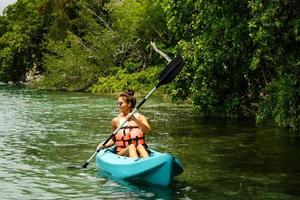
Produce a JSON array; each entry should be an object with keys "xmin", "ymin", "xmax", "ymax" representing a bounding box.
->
[{"xmin": 97, "ymin": 90, "xmax": 151, "ymax": 158}]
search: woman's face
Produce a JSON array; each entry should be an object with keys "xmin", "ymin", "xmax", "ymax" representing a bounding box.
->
[{"xmin": 117, "ymin": 96, "xmax": 131, "ymax": 113}]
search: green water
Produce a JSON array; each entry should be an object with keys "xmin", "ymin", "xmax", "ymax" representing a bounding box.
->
[{"xmin": 0, "ymin": 85, "xmax": 299, "ymax": 199}]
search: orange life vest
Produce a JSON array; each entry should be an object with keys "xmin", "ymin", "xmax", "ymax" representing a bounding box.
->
[{"xmin": 114, "ymin": 113, "xmax": 146, "ymax": 152}]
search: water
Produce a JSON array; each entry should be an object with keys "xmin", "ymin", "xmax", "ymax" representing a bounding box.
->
[{"xmin": 0, "ymin": 85, "xmax": 300, "ymax": 199}]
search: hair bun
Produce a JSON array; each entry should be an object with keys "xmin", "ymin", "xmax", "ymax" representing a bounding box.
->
[{"xmin": 127, "ymin": 89, "xmax": 134, "ymax": 96}]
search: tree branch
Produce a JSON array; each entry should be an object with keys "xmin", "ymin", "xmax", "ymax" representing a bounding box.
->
[
  {"xmin": 86, "ymin": 8, "xmax": 113, "ymax": 32},
  {"xmin": 150, "ymin": 41, "xmax": 171, "ymax": 62}
]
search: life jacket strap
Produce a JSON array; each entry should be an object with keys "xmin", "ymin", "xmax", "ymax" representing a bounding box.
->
[{"xmin": 120, "ymin": 126, "xmax": 139, "ymax": 129}]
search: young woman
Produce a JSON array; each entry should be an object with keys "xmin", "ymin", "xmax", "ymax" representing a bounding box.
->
[{"xmin": 97, "ymin": 90, "xmax": 151, "ymax": 158}]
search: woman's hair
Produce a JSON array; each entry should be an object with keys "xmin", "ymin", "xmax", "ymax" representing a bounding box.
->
[{"xmin": 119, "ymin": 89, "xmax": 136, "ymax": 108}]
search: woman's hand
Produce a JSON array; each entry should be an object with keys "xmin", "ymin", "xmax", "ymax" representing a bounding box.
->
[
  {"xmin": 96, "ymin": 138, "xmax": 115, "ymax": 151},
  {"xmin": 96, "ymin": 143, "xmax": 104, "ymax": 151},
  {"xmin": 126, "ymin": 113, "xmax": 151, "ymax": 133},
  {"xmin": 125, "ymin": 113, "xmax": 137, "ymax": 121}
]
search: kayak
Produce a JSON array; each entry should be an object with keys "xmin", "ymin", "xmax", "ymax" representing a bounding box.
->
[{"xmin": 95, "ymin": 148, "xmax": 184, "ymax": 186}]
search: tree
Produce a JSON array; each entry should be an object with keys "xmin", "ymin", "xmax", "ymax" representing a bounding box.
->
[
  {"xmin": 160, "ymin": 0, "xmax": 299, "ymax": 130},
  {"xmin": 0, "ymin": 0, "xmax": 46, "ymax": 82},
  {"xmin": 249, "ymin": 0, "xmax": 300, "ymax": 131}
]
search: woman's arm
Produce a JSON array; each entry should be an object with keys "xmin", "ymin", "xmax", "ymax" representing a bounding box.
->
[
  {"xmin": 96, "ymin": 138, "xmax": 114, "ymax": 150},
  {"xmin": 96, "ymin": 117, "xmax": 118, "ymax": 150}
]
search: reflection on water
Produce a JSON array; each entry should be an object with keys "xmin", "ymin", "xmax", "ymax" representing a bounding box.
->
[
  {"xmin": 1, "ymin": 85, "xmax": 300, "ymax": 199},
  {"xmin": 95, "ymin": 173, "xmax": 179, "ymax": 200}
]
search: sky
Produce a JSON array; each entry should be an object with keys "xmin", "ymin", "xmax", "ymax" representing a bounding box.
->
[{"xmin": 0, "ymin": 0, "xmax": 17, "ymax": 15}]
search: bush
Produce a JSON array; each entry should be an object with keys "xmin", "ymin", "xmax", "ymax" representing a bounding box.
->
[{"xmin": 90, "ymin": 66, "xmax": 161, "ymax": 94}]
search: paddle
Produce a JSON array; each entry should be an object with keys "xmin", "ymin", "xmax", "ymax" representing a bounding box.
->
[{"xmin": 82, "ymin": 55, "xmax": 185, "ymax": 168}]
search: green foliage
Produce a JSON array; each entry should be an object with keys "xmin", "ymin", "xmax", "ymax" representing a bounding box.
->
[
  {"xmin": 0, "ymin": 0, "xmax": 46, "ymax": 82},
  {"xmin": 34, "ymin": 0, "xmax": 120, "ymax": 91},
  {"xmin": 161, "ymin": 0, "xmax": 252, "ymax": 117},
  {"xmin": 257, "ymin": 68, "xmax": 300, "ymax": 132},
  {"xmin": 248, "ymin": 0, "xmax": 300, "ymax": 131},
  {"xmin": 160, "ymin": 0, "xmax": 299, "ymax": 130},
  {"xmin": 38, "ymin": 33, "xmax": 100, "ymax": 91},
  {"xmin": 108, "ymin": 0, "xmax": 142, "ymax": 38},
  {"xmin": 0, "ymin": 17, "xmax": 8, "ymax": 36},
  {"xmin": 0, "ymin": 0, "xmax": 299, "ymax": 131},
  {"xmin": 107, "ymin": 0, "xmax": 169, "ymax": 66},
  {"xmin": 90, "ymin": 66, "xmax": 161, "ymax": 94}
]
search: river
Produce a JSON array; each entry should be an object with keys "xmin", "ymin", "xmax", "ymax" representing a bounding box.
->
[{"xmin": 0, "ymin": 85, "xmax": 299, "ymax": 199}]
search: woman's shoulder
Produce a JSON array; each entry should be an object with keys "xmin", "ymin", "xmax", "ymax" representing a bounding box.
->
[{"xmin": 112, "ymin": 117, "xmax": 118, "ymax": 124}]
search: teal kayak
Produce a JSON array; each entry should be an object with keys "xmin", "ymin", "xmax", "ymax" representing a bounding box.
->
[{"xmin": 95, "ymin": 148, "xmax": 184, "ymax": 186}]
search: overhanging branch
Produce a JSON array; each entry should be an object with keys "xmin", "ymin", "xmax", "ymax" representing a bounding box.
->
[{"xmin": 150, "ymin": 41, "xmax": 171, "ymax": 63}]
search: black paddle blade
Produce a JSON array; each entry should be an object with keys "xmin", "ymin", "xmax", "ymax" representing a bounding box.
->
[
  {"xmin": 157, "ymin": 55, "xmax": 185, "ymax": 87},
  {"xmin": 82, "ymin": 161, "xmax": 89, "ymax": 168}
]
